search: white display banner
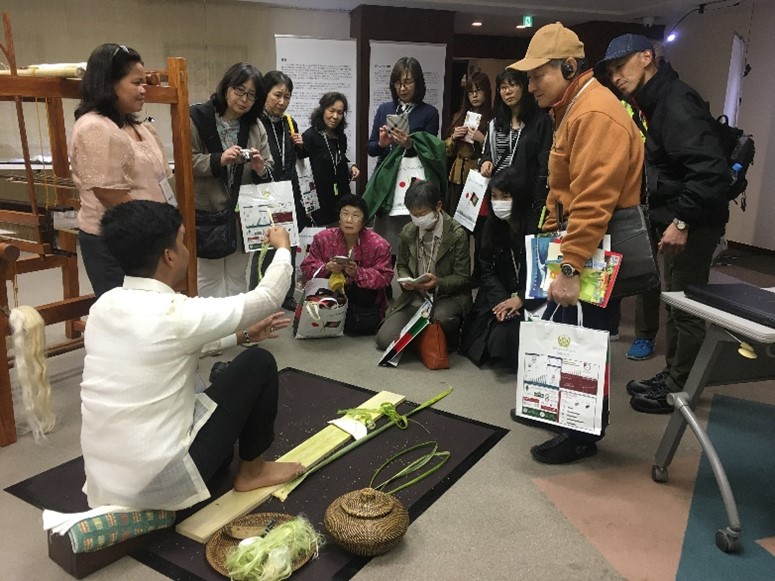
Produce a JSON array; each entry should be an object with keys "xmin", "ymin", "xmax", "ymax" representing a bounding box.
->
[
  {"xmin": 275, "ymin": 36, "xmax": 357, "ymax": 164},
  {"xmin": 368, "ymin": 41, "xmax": 446, "ymax": 178}
]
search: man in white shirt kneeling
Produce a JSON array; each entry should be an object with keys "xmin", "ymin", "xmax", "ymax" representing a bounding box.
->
[{"xmin": 80, "ymin": 200, "xmax": 304, "ymax": 511}]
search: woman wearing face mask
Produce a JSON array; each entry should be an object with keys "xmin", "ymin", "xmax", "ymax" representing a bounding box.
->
[
  {"xmin": 249, "ymin": 71, "xmax": 306, "ymax": 310},
  {"xmin": 445, "ymin": 71, "xmax": 492, "ymax": 216},
  {"xmin": 70, "ymin": 43, "xmax": 174, "ymax": 298},
  {"xmin": 375, "ymin": 180, "xmax": 471, "ymax": 352},
  {"xmin": 460, "ymin": 168, "xmax": 546, "ymax": 369},
  {"xmin": 190, "ymin": 62, "xmax": 272, "ymax": 298},
  {"xmin": 301, "ymin": 92, "xmax": 360, "ymax": 226}
]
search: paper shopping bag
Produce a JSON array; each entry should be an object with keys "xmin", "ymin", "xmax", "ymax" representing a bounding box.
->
[
  {"xmin": 238, "ymin": 181, "xmax": 299, "ymax": 251},
  {"xmin": 515, "ymin": 307, "xmax": 609, "ymax": 435},
  {"xmin": 378, "ymin": 299, "xmax": 432, "ymax": 367},
  {"xmin": 293, "ymin": 271, "xmax": 347, "ymax": 339},
  {"xmin": 453, "ymin": 169, "xmax": 489, "ymax": 232},
  {"xmin": 295, "ymin": 158, "xmax": 320, "ymax": 215},
  {"xmin": 389, "ymin": 156, "xmax": 426, "ymax": 216}
]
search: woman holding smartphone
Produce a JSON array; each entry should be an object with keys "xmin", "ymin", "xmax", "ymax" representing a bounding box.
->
[{"xmin": 300, "ymin": 195, "xmax": 392, "ymax": 335}]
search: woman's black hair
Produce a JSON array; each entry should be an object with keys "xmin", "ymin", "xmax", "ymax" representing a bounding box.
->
[
  {"xmin": 75, "ymin": 43, "xmax": 144, "ymax": 127},
  {"xmin": 480, "ymin": 167, "xmax": 533, "ymax": 254},
  {"xmin": 492, "ymin": 68, "xmax": 539, "ymax": 132},
  {"xmin": 389, "ymin": 57, "xmax": 426, "ymax": 104},
  {"xmin": 210, "ymin": 62, "xmax": 265, "ymax": 123},
  {"xmin": 309, "ymin": 92, "xmax": 348, "ymax": 136},
  {"xmin": 261, "ymin": 70, "xmax": 294, "ymax": 95},
  {"xmin": 404, "ymin": 179, "xmax": 441, "ymax": 211},
  {"xmin": 448, "ymin": 71, "xmax": 493, "ymax": 136},
  {"xmin": 336, "ymin": 194, "xmax": 368, "ymax": 220}
]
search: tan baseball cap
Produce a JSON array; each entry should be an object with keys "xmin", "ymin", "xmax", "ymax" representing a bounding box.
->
[{"xmin": 509, "ymin": 22, "xmax": 585, "ymax": 71}]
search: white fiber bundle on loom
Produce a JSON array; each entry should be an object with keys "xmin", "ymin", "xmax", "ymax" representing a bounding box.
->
[
  {"xmin": 0, "ymin": 62, "xmax": 87, "ymax": 78},
  {"xmin": 9, "ymin": 306, "xmax": 55, "ymax": 442}
]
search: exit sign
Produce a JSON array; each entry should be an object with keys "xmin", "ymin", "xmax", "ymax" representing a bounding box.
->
[{"xmin": 523, "ymin": 15, "xmax": 533, "ymax": 27}]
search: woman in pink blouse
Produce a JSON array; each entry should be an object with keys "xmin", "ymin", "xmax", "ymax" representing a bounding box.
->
[
  {"xmin": 70, "ymin": 43, "xmax": 172, "ymax": 297},
  {"xmin": 300, "ymin": 195, "xmax": 393, "ymax": 335}
]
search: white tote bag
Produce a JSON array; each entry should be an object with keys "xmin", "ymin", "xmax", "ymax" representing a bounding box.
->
[
  {"xmin": 515, "ymin": 306, "xmax": 609, "ymax": 435},
  {"xmin": 293, "ymin": 266, "xmax": 347, "ymax": 339},
  {"xmin": 238, "ymin": 181, "xmax": 299, "ymax": 251},
  {"xmin": 453, "ymin": 169, "xmax": 489, "ymax": 232},
  {"xmin": 389, "ymin": 156, "xmax": 426, "ymax": 216}
]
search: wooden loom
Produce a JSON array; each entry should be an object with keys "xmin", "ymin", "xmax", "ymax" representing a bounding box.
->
[{"xmin": 0, "ymin": 12, "xmax": 197, "ymax": 446}]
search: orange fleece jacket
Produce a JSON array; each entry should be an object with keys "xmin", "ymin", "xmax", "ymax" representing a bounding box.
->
[{"xmin": 544, "ymin": 70, "xmax": 644, "ymax": 272}]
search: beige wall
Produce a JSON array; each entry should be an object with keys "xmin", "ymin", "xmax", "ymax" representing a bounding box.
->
[
  {"xmin": 0, "ymin": 0, "xmax": 350, "ymax": 158},
  {"xmin": 666, "ymin": 0, "xmax": 773, "ymax": 250}
]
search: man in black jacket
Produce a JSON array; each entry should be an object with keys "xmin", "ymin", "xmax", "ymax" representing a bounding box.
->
[{"xmin": 600, "ymin": 34, "xmax": 730, "ymax": 413}]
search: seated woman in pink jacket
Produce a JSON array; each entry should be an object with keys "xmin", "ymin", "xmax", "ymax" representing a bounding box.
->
[{"xmin": 300, "ymin": 195, "xmax": 394, "ymax": 335}]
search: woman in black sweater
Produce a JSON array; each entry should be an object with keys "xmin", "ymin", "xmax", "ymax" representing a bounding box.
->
[{"xmin": 302, "ymin": 92, "xmax": 360, "ymax": 226}]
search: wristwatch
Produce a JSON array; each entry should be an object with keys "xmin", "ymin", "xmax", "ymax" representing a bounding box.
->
[
  {"xmin": 672, "ymin": 218, "xmax": 688, "ymax": 231},
  {"xmin": 560, "ymin": 263, "xmax": 580, "ymax": 277}
]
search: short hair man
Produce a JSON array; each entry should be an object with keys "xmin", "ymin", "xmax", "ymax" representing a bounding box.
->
[
  {"xmin": 509, "ymin": 22, "xmax": 644, "ymax": 463},
  {"xmin": 599, "ymin": 34, "xmax": 730, "ymax": 414},
  {"xmin": 80, "ymin": 200, "xmax": 303, "ymax": 510}
]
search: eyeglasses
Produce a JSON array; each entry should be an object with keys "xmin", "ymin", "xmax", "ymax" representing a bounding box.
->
[
  {"xmin": 467, "ymin": 88, "xmax": 484, "ymax": 96},
  {"xmin": 340, "ymin": 211, "xmax": 364, "ymax": 222},
  {"xmin": 394, "ymin": 79, "xmax": 415, "ymax": 89},
  {"xmin": 499, "ymin": 83, "xmax": 520, "ymax": 93},
  {"xmin": 232, "ymin": 86, "xmax": 257, "ymax": 102}
]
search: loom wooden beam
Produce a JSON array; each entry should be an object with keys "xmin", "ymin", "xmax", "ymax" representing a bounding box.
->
[
  {"xmin": 166, "ymin": 57, "xmax": 197, "ymax": 296},
  {"xmin": 176, "ymin": 390, "xmax": 406, "ymax": 543}
]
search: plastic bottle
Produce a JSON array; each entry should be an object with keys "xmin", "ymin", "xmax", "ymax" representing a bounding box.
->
[{"xmin": 730, "ymin": 162, "xmax": 742, "ymax": 185}]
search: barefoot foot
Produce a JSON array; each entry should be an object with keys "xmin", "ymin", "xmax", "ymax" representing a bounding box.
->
[{"xmin": 233, "ymin": 458, "xmax": 305, "ymax": 492}]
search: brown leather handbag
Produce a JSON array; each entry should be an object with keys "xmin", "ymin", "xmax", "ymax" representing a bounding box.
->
[{"xmin": 415, "ymin": 322, "xmax": 449, "ymax": 370}]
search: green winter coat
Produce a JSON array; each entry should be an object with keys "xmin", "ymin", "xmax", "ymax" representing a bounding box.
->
[{"xmin": 362, "ymin": 132, "xmax": 448, "ymax": 219}]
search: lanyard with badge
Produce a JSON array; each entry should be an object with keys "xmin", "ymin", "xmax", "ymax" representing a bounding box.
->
[{"xmin": 321, "ymin": 131, "xmax": 343, "ymax": 196}]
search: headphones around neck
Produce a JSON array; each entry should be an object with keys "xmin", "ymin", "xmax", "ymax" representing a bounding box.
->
[{"xmin": 561, "ymin": 59, "xmax": 576, "ymax": 80}]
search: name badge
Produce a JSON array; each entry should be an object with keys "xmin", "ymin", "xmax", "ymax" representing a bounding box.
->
[{"xmin": 160, "ymin": 177, "xmax": 177, "ymax": 207}]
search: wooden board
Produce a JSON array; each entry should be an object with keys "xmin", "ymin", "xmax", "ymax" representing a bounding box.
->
[{"xmin": 175, "ymin": 390, "xmax": 405, "ymax": 543}]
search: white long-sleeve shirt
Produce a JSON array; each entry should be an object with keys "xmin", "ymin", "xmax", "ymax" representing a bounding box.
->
[{"xmin": 80, "ymin": 248, "xmax": 292, "ymax": 510}]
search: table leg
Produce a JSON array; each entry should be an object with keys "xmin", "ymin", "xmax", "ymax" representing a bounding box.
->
[{"xmin": 653, "ymin": 325, "xmax": 729, "ymax": 470}]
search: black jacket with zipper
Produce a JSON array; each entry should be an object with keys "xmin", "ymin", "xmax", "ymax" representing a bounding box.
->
[{"xmin": 633, "ymin": 63, "xmax": 730, "ymax": 228}]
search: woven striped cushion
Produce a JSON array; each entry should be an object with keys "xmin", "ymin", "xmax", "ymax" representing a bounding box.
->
[{"xmin": 67, "ymin": 510, "xmax": 175, "ymax": 553}]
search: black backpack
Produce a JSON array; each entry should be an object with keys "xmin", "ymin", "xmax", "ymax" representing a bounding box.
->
[{"xmin": 714, "ymin": 115, "xmax": 755, "ymax": 210}]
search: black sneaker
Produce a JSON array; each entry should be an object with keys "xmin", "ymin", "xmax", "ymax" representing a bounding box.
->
[
  {"xmin": 530, "ymin": 433, "xmax": 598, "ymax": 464},
  {"xmin": 626, "ymin": 370, "xmax": 670, "ymax": 397},
  {"xmin": 629, "ymin": 380, "xmax": 674, "ymax": 414}
]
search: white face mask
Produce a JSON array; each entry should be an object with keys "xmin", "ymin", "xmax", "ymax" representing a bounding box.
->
[
  {"xmin": 411, "ymin": 211, "xmax": 438, "ymax": 231},
  {"xmin": 492, "ymin": 200, "xmax": 512, "ymax": 221}
]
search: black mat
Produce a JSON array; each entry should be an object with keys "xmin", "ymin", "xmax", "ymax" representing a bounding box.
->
[{"xmin": 6, "ymin": 368, "xmax": 507, "ymax": 580}]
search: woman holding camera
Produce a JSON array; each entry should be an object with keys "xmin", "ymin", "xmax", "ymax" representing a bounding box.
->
[{"xmin": 190, "ymin": 62, "xmax": 273, "ymax": 298}]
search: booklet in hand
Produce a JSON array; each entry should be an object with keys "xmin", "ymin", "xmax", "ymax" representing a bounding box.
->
[{"xmin": 397, "ymin": 273, "xmax": 432, "ymax": 285}]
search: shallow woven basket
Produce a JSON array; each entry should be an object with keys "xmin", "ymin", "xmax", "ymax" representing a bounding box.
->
[
  {"xmin": 205, "ymin": 512, "xmax": 314, "ymax": 577},
  {"xmin": 323, "ymin": 487, "xmax": 409, "ymax": 557}
]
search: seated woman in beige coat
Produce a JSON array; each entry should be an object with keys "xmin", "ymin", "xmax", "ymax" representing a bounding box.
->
[{"xmin": 375, "ymin": 180, "xmax": 472, "ymax": 351}]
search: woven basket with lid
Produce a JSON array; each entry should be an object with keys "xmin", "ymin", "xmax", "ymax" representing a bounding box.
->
[{"xmin": 324, "ymin": 487, "xmax": 409, "ymax": 556}]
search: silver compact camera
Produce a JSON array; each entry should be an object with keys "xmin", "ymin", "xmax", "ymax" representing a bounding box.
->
[{"xmin": 238, "ymin": 149, "xmax": 252, "ymax": 162}]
